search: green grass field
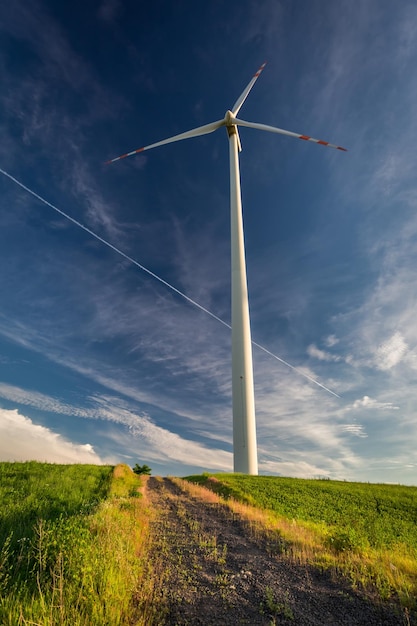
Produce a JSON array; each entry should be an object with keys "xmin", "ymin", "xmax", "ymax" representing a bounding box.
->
[
  {"xmin": 187, "ymin": 474, "xmax": 417, "ymax": 550},
  {"xmin": 186, "ymin": 474, "xmax": 417, "ymax": 607},
  {"xmin": 1, "ymin": 464, "xmax": 416, "ymax": 622},
  {"xmin": 0, "ymin": 462, "xmax": 160, "ymax": 625}
]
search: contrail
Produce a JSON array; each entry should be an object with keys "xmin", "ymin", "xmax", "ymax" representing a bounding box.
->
[
  {"xmin": 0, "ymin": 166, "xmax": 340, "ymax": 398},
  {"xmin": 251, "ymin": 342, "xmax": 339, "ymax": 397}
]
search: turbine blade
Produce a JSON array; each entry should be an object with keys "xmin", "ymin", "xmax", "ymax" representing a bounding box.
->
[
  {"xmin": 235, "ymin": 118, "xmax": 347, "ymax": 151},
  {"xmin": 106, "ymin": 119, "xmax": 225, "ymax": 164},
  {"xmin": 231, "ymin": 63, "xmax": 266, "ymax": 117}
]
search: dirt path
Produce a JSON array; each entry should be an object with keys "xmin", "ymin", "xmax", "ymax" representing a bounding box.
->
[{"xmin": 145, "ymin": 477, "xmax": 409, "ymax": 626}]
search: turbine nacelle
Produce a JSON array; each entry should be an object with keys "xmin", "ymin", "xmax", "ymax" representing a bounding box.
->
[
  {"xmin": 224, "ymin": 110, "xmax": 237, "ymax": 126},
  {"xmin": 224, "ymin": 111, "xmax": 242, "ymax": 151}
]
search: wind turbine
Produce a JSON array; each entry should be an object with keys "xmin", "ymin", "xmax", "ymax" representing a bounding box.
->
[{"xmin": 106, "ymin": 63, "xmax": 346, "ymax": 475}]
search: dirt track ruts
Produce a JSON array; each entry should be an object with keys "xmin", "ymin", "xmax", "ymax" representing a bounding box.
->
[{"xmin": 145, "ymin": 477, "xmax": 410, "ymax": 626}]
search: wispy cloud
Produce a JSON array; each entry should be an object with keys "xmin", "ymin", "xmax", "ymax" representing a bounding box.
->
[
  {"xmin": 350, "ymin": 396, "xmax": 399, "ymax": 411},
  {"xmin": 374, "ymin": 332, "xmax": 408, "ymax": 371},
  {"xmin": 307, "ymin": 344, "xmax": 341, "ymax": 363},
  {"xmin": 340, "ymin": 424, "xmax": 367, "ymax": 438},
  {"xmin": 325, "ymin": 335, "xmax": 339, "ymax": 347},
  {"xmin": 0, "ymin": 383, "xmax": 232, "ymax": 471},
  {"xmin": 0, "ymin": 0, "xmax": 127, "ymax": 242}
]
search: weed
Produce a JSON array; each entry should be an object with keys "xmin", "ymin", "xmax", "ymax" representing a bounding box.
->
[
  {"xmin": 325, "ymin": 527, "xmax": 368, "ymax": 554},
  {"xmin": 260, "ymin": 586, "xmax": 294, "ymax": 623}
]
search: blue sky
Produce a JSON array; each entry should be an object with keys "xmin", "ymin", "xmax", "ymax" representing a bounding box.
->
[{"xmin": 1, "ymin": 0, "xmax": 416, "ymax": 483}]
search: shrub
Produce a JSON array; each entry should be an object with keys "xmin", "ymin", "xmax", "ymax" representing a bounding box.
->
[{"xmin": 132, "ymin": 464, "xmax": 152, "ymax": 476}]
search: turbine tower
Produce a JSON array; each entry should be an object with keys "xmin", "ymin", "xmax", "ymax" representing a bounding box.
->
[{"xmin": 106, "ymin": 64, "xmax": 346, "ymax": 475}]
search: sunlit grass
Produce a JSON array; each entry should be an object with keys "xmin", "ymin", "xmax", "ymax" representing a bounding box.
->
[
  {"xmin": 183, "ymin": 474, "xmax": 417, "ymax": 609},
  {"xmin": 0, "ymin": 462, "xmax": 163, "ymax": 625}
]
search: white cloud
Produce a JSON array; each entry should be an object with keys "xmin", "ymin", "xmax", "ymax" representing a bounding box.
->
[
  {"xmin": 0, "ymin": 408, "xmax": 103, "ymax": 463},
  {"xmin": 375, "ymin": 332, "xmax": 408, "ymax": 370},
  {"xmin": 307, "ymin": 344, "xmax": 341, "ymax": 362},
  {"xmin": 123, "ymin": 418, "xmax": 232, "ymax": 470},
  {"xmin": 340, "ymin": 424, "xmax": 367, "ymax": 438},
  {"xmin": 351, "ymin": 395, "xmax": 399, "ymax": 411},
  {"xmin": 325, "ymin": 335, "xmax": 339, "ymax": 347}
]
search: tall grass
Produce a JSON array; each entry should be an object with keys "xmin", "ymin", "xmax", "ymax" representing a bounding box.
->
[
  {"xmin": 0, "ymin": 462, "xmax": 162, "ymax": 625},
  {"xmin": 185, "ymin": 474, "xmax": 417, "ymax": 609}
]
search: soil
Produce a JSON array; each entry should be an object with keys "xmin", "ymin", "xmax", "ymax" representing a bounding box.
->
[{"xmin": 145, "ymin": 477, "xmax": 413, "ymax": 626}]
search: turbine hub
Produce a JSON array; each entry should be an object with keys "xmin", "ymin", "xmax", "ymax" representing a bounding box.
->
[{"xmin": 225, "ymin": 110, "xmax": 237, "ymax": 137}]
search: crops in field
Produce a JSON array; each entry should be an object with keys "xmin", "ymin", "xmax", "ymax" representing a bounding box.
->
[
  {"xmin": 0, "ymin": 462, "xmax": 161, "ymax": 625},
  {"xmin": 189, "ymin": 474, "xmax": 417, "ymax": 550},
  {"xmin": 186, "ymin": 474, "xmax": 417, "ymax": 607}
]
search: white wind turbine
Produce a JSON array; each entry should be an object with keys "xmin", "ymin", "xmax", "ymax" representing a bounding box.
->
[{"xmin": 106, "ymin": 63, "xmax": 346, "ymax": 475}]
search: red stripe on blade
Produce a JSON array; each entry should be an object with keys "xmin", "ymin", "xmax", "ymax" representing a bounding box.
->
[
  {"xmin": 299, "ymin": 135, "xmax": 310, "ymax": 141},
  {"xmin": 254, "ymin": 62, "xmax": 266, "ymax": 77},
  {"xmin": 317, "ymin": 140, "xmax": 329, "ymax": 146}
]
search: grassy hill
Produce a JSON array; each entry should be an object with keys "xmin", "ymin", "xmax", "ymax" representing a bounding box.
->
[
  {"xmin": 185, "ymin": 474, "xmax": 417, "ymax": 608},
  {"xmin": 0, "ymin": 463, "xmax": 415, "ymax": 623},
  {"xmin": 0, "ymin": 462, "xmax": 159, "ymax": 625}
]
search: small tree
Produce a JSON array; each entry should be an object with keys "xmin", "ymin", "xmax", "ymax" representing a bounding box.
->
[{"xmin": 132, "ymin": 463, "xmax": 152, "ymax": 476}]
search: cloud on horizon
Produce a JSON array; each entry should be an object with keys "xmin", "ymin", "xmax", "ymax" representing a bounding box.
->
[{"xmin": 0, "ymin": 408, "xmax": 104, "ymax": 463}]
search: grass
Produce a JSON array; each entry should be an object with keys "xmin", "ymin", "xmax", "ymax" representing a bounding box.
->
[
  {"xmin": 2, "ymin": 463, "xmax": 416, "ymax": 621},
  {"xmin": 260, "ymin": 586, "xmax": 294, "ymax": 623},
  {"xmin": 185, "ymin": 473, "xmax": 417, "ymax": 609},
  {"xmin": 0, "ymin": 462, "xmax": 163, "ymax": 625}
]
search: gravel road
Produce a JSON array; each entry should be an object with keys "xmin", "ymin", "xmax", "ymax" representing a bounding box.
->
[{"xmin": 145, "ymin": 477, "xmax": 412, "ymax": 626}]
